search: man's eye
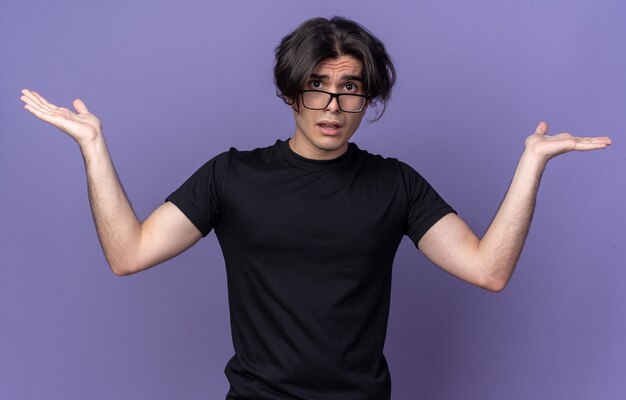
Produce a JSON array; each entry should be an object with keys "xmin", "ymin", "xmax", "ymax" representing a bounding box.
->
[
  {"xmin": 345, "ymin": 83, "xmax": 356, "ymax": 91},
  {"xmin": 311, "ymin": 80, "xmax": 322, "ymax": 88}
]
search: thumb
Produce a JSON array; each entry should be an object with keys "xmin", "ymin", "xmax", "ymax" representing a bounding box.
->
[
  {"xmin": 534, "ymin": 121, "xmax": 548, "ymax": 135},
  {"xmin": 73, "ymin": 98, "xmax": 90, "ymax": 114}
]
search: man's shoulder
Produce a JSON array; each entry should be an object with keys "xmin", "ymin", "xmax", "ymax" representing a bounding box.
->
[
  {"xmin": 203, "ymin": 139, "xmax": 284, "ymax": 166},
  {"xmin": 226, "ymin": 139, "xmax": 284, "ymax": 156},
  {"xmin": 221, "ymin": 139, "xmax": 285, "ymax": 165},
  {"xmin": 352, "ymin": 143, "xmax": 415, "ymax": 172}
]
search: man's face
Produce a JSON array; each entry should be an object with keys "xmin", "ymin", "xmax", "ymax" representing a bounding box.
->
[{"xmin": 289, "ymin": 55, "xmax": 367, "ymax": 160}]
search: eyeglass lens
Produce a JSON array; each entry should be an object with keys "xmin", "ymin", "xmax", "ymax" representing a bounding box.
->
[{"xmin": 302, "ymin": 91, "xmax": 366, "ymax": 112}]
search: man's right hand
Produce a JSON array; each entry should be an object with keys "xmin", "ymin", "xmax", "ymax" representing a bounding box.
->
[
  {"xmin": 20, "ymin": 89, "xmax": 102, "ymax": 148},
  {"xmin": 19, "ymin": 89, "xmax": 202, "ymax": 275}
]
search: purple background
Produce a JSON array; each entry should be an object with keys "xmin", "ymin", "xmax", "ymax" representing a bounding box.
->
[{"xmin": 1, "ymin": 1, "xmax": 625, "ymax": 399}]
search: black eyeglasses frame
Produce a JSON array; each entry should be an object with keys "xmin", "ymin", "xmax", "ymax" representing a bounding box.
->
[{"xmin": 300, "ymin": 90, "xmax": 370, "ymax": 113}]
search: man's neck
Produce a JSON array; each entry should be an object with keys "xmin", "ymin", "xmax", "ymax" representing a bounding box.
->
[{"xmin": 288, "ymin": 136, "xmax": 349, "ymax": 161}]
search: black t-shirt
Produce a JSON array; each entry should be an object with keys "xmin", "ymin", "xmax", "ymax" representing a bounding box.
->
[{"xmin": 166, "ymin": 139, "xmax": 455, "ymax": 400}]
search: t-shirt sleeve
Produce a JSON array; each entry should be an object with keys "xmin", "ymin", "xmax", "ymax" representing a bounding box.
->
[
  {"xmin": 401, "ymin": 162, "xmax": 456, "ymax": 247},
  {"xmin": 164, "ymin": 153, "xmax": 227, "ymax": 237}
]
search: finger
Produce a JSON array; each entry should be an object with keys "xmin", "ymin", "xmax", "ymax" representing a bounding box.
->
[
  {"xmin": 72, "ymin": 98, "xmax": 90, "ymax": 114},
  {"xmin": 534, "ymin": 121, "xmax": 548, "ymax": 135},
  {"xmin": 572, "ymin": 141, "xmax": 610, "ymax": 151},
  {"xmin": 556, "ymin": 135, "xmax": 612, "ymax": 144},
  {"xmin": 24, "ymin": 102, "xmax": 56, "ymax": 122},
  {"xmin": 31, "ymin": 90, "xmax": 59, "ymax": 110},
  {"xmin": 21, "ymin": 94, "xmax": 54, "ymax": 116},
  {"xmin": 579, "ymin": 136, "xmax": 612, "ymax": 144},
  {"xmin": 21, "ymin": 89, "xmax": 44, "ymax": 107},
  {"xmin": 21, "ymin": 89, "xmax": 56, "ymax": 113}
]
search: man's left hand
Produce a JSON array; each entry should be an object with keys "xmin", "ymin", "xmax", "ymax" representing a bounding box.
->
[{"xmin": 524, "ymin": 121, "xmax": 612, "ymax": 163}]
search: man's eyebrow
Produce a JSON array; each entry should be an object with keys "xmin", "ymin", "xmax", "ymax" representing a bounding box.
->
[
  {"xmin": 342, "ymin": 74, "xmax": 363, "ymax": 82},
  {"xmin": 309, "ymin": 73, "xmax": 363, "ymax": 82},
  {"xmin": 309, "ymin": 73, "xmax": 329, "ymax": 80}
]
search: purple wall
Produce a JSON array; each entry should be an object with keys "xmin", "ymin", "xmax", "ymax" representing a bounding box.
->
[{"xmin": 2, "ymin": 1, "xmax": 624, "ymax": 399}]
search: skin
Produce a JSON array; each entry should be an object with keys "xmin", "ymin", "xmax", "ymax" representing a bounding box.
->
[
  {"xmin": 418, "ymin": 123, "xmax": 612, "ymax": 291},
  {"xmin": 19, "ymin": 59, "xmax": 612, "ymax": 288},
  {"xmin": 289, "ymin": 55, "xmax": 367, "ymax": 160},
  {"xmin": 20, "ymin": 89, "xmax": 201, "ymax": 275}
]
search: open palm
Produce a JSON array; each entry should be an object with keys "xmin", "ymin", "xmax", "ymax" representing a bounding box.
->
[
  {"xmin": 525, "ymin": 121, "xmax": 612, "ymax": 161},
  {"xmin": 20, "ymin": 89, "xmax": 102, "ymax": 147}
]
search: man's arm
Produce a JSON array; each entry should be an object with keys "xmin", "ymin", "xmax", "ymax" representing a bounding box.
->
[
  {"xmin": 417, "ymin": 122, "xmax": 612, "ymax": 292},
  {"xmin": 20, "ymin": 89, "xmax": 202, "ymax": 276}
]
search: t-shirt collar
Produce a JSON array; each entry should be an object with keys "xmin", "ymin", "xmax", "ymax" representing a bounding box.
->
[{"xmin": 277, "ymin": 139, "xmax": 358, "ymax": 169}]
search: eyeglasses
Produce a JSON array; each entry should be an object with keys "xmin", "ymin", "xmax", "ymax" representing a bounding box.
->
[{"xmin": 301, "ymin": 90, "xmax": 369, "ymax": 113}]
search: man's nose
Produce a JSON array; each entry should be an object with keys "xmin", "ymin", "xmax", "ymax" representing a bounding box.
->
[{"xmin": 325, "ymin": 95, "xmax": 341, "ymax": 113}]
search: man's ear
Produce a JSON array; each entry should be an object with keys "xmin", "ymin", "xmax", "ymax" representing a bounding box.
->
[
  {"xmin": 286, "ymin": 97, "xmax": 300, "ymax": 113},
  {"xmin": 281, "ymin": 95, "xmax": 298, "ymax": 112}
]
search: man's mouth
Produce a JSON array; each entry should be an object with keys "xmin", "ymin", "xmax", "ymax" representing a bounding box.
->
[{"xmin": 317, "ymin": 121, "xmax": 342, "ymax": 134}]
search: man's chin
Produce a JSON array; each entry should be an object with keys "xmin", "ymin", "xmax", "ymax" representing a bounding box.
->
[
  {"xmin": 312, "ymin": 137, "xmax": 347, "ymax": 151},
  {"xmin": 290, "ymin": 131, "xmax": 351, "ymax": 159}
]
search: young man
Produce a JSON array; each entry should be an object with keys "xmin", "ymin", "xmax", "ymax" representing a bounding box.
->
[{"xmin": 20, "ymin": 16, "xmax": 610, "ymax": 400}]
